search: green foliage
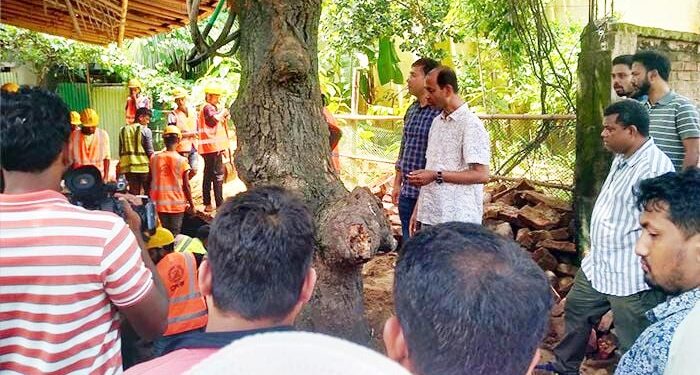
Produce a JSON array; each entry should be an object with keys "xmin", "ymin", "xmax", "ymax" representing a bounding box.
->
[{"xmin": 0, "ymin": 25, "xmax": 102, "ymax": 83}]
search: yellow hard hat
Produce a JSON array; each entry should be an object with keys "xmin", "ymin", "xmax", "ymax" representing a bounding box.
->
[
  {"xmin": 1, "ymin": 82, "xmax": 19, "ymax": 93},
  {"xmin": 172, "ymin": 87, "xmax": 188, "ymax": 99},
  {"xmin": 163, "ymin": 125, "xmax": 182, "ymax": 137},
  {"xmin": 70, "ymin": 111, "xmax": 82, "ymax": 125},
  {"xmin": 204, "ymin": 83, "xmax": 223, "ymax": 95},
  {"xmin": 147, "ymin": 227, "xmax": 175, "ymax": 249},
  {"xmin": 80, "ymin": 108, "xmax": 99, "ymax": 127},
  {"xmin": 127, "ymin": 78, "xmax": 142, "ymax": 88}
]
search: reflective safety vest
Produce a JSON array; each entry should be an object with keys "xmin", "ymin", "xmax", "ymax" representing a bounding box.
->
[
  {"xmin": 171, "ymin": 107, "xmax": 199, "ymax": 153},
  {"xmin": 175, "ymin": 235, "xmax": 207, "ymax": 255},
  {"xmin": 125, "ymin": 95, "xmax": 151, "ymax": 124},
  {"xmin": 119, "ymin": 124, "xmax": 150, "ymax": 174},
  {"xmin": 156, "ymin": 251, "xmax": 208, "ymax": 336},
  {"xmin": 150, "ymin": 151, "xmax": 189, "ymax": 213},
  {"xmin": 197, "ymin": 104, "xmax": 229, "ymax": 155},
  {"xmin": 69, "ymin": 129, "xmax": 110, "ymax": 178}
]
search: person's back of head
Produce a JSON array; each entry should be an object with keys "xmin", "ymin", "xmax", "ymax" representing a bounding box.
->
[
  {"xmin": 1, "ymin": 87, "xmax": 71, "ymax": 174},
  {"xmin": 196, "ymin": 224, "xmax": 211, "ymax": 247},
  {"xmin": 385, "ymin": 222, "xmax": 552, "ymax": 375},
  {"xmin": 203, "ymin": 186, "xmax": 316, "ymax": 322}
]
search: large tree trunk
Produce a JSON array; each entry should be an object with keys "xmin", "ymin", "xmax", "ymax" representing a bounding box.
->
[{"xmin": 232, "ymin": 0, "xmax": 394, "ymax": 344}]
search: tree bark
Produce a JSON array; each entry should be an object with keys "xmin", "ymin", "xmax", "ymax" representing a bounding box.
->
[{"xmin": 232, "ymin": 0, "xmax": 394, "ymax": 344}]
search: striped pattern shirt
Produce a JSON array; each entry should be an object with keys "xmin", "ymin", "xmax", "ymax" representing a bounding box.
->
[
  {"xmin": 0, "ymin": 190, "xmax": 154, "ymax": 374},
  {"xmin": 396, "ymin": 101, "xmax": 441, "ymax": 199},
  {"xmin": 646, "ymin": 91, "xmax": 700, "ymax": 171},
  {"xmin": 582, "ymin": 139, "xmax": 674, "ymax": 296}
]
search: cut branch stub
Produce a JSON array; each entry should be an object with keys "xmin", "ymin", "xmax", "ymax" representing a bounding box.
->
[{"xmin": 316, "ymin": 187, "xmax": 396, "ymax": 266}]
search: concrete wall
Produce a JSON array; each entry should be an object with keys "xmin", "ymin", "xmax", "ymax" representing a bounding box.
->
[
  {"xmin": 607, "ymin": 23, "xmax": 700, "ymax": 104},
  {"xmin": 549, "ymin": 0, "xmax": 700, "ymax": 34}
]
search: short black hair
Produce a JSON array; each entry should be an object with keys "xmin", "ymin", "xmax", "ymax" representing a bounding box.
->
[
  {"xmin": 1, "ymin": 87, "xmax": 71, "ymax": 172},
  {"xmin": 135, "ymin": 107, "xmax": 152, "ymax": 121},
  {"xmin": 394, "ymin": 222, "xmax": 552, "ymax": 375},
  {"xmin": 603, "ymin": 99, "xmax": 650, "ymax": 137},
  {"xmin": 632, "ymin": 50, "xmax": 671, "ymax": 81},
  {"xmin": 196, "ymin": 224, "xmax": 210, "ymax": 242},
  {"xmin": 207, "ymin": 186, "xmax": 315, "ymax": 320},
  {"xmin": 432, "ymin": 66, "xmax": 459, "ymax": 93},
  {"xmin": 163, "ymin": 134, "xmax": 179, "ymax": 147},
  {"xmin": 612, "ymin": 54, "xmax": 634, "ymax": 68},
  {"xmin": 636, "ymin": 168, "xmax": 700, "ymax": 237},
  {"xmin": 411, "ymin": 58, "xmax": 440, "ymax": 76}
]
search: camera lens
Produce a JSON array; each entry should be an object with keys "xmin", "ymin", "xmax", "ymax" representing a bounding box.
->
[{"xmin": 75, "ymin": 174, "xmax": 96, "ymax": 189}]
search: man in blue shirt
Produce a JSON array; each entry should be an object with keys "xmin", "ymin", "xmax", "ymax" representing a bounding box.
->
[
  {"xmin": 615, "ymin": 168, "xmax": 700, "ymax": 375},
  {"xmin": 392, "ymin": 58, "xmax": 441, "ymax": 244}
]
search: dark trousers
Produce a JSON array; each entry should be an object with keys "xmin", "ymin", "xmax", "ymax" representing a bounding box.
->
[
  {"xmin": 397, "ymin": 195, "xmax": 417, "ymax": 248},
  {"xmin": 552, "ymin": 269, "xmax": 665, "ymax": 374},
  {"xmin": 159, "ymin": 212, "xmax": 184, "ymax": 236},
  {"xmin": 125, "ymin": 172, "xmax": 150, "ymax": 196},
  {"xmin": 202, "ymin": 152, "xmax": 224, "ymax": 207}
]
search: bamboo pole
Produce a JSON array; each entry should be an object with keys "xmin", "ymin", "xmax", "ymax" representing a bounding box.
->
[
  {"xmin": 64, "ymin": 0, "xmax": 82, "ymax": 36},
  {"xmin": 117, "ymin": 0, "xmax": 129, "ymax": 47}
]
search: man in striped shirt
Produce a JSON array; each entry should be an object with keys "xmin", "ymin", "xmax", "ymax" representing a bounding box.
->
[
  {"xmin": 539, "ymin": 100, "xmax": 674, "ymax": 375},
  {"xmin": 631, "ymin": 50, "xmax": 700, "ymax": 171},
  {"xmin": 0, "ymin": 87, "xmax": 168, "ymax": 374}
]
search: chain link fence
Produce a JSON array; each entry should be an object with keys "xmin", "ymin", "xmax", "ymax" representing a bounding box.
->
[{"xmin": 334, "ymin": 113, "xmax": 576, "ymax": 199}]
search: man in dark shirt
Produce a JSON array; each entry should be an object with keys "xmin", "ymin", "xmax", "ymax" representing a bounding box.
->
[{"xmin": 392, "ymin": 58, "xmax": 441, "ymax": 244}]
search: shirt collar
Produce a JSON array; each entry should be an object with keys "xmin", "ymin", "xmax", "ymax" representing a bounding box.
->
[
  {"xmin": 618, "ymin": 138, "xmax": 655, "ymax": 168},
  {"xmin": 654, "ymin": 91, "xmax": 677, "ymax": 106},
  {"xmin": 440, "ymin": 103, "xmax": 469, "ymax": 121},
  {"xmin": 162, "ymin": 325, "xmax": 294, "ymax": 355},
  {"xmin": 647, "ymin": 288, "xmax": 700, "ymax": 322},
  {"xmin": 0, "ymin": 189, "xmax": 67, "ymax": 203}
]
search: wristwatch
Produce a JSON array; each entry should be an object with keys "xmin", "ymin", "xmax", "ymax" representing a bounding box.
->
[{"xmin": 436, "ymin": 171, "xmax": 444, "ymax": 184}]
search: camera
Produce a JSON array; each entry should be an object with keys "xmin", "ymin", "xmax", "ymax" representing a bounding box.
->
[{"xmin": 64, "ymin": 166, "xmax": 157, "ymax": 235}]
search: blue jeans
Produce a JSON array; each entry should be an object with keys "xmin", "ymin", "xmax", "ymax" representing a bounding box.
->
[{"xmin": 398, "ymin": 195, "xmax": 418, "ymax": 249}]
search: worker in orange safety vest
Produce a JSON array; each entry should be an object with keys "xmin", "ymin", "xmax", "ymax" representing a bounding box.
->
[
  {"xmin": 150, "ymin": 125, "xmax": 195, "ymax": 236},
  {"xmin": 167, "ymin": 87, "xmax": 199, "ymax": 178},
  {"xmin": 69, "ymin": 108, "xmax": 111, "ymax": 181},
  {"xmin": 146, "ymin": 227, "xmax": 208, "ymax": 357},
  {"xmin": 197, "ymin": 83, "xmax": 229, "ymax": 212},
  {"xmin": 125, "ymin": 78, "xmax": 152, "ymax": 124}
]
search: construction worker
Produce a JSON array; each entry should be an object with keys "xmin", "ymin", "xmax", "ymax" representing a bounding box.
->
[
  {"xmin": 322, "ymin": 94, "xmax": 342, "ymax": 172},
  {"xmin": 119, "ymin": 107, "xmax": 155, "ymax": 195},
  {"xmin": 146, "ymin": 227, "xmax": 208, "ymax": 357},
  {"xmin": 125, "ymin": 78, "xmax": 152, "ymax": 124},
  {"xmin": 174, "ymin": 224, "xmax": 209, "ymax": 267},
  {"xmin": 1, "ymin": 82, "xmax": 19, "ymax": 93},
  {"xmin": 69, "ymin": 108, "xmax": 111, "ymax": 181},
  {"xmin": 167, "ymin": 87, "xmax": 198, "ymax": 178},
  {"xmin": 198, "ymin": 83, "xmax": 230, "ymax": 212},
  {"xmin": 150, "ymin": 125, "xmax": 195, "ymax": 236},
  {"xmin": 69, "ymin": 111, "xmax": 81, "ymax": 131}
]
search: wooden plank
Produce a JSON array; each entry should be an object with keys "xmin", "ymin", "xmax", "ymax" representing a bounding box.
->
[
  {"xmin": 1, "ymin": 18, "xmax": 110, "ymax": 44},
  {"xmin": 64, "ymin": 0, "xmax": 82, "ymax": 36},
  {"xmin": 117, "ymin": 0, "xmax": 128, "ymax": 47}
]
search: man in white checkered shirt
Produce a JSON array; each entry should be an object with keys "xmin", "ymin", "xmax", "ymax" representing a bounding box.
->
[{"xmin": 539, "ymin": 100, "xmax": 674, "ymax": 375}]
